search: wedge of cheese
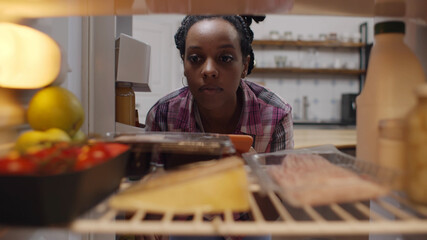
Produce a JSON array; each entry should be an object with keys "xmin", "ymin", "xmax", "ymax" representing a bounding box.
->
[{"xmin": 109, "ymin": 156, "xmax": 250, "ymax": 213}]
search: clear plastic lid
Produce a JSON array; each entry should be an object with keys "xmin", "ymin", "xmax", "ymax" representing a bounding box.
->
[
  {"xmin": 243, "ymin": 145, "xmax": 398, "ymax": 207},
  {"xmin": 110, "ymin": 131, "xmax": 236, "ymax": 155}
]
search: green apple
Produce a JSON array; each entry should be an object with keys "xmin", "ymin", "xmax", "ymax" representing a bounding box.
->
[{"xmin": 71, "ymin": 129, "xmax": 86, "ymax": 143}]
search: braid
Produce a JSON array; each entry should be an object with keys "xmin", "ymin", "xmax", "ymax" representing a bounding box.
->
[
  {"xmin": 174, "ymin": 15, "xmax": 265, "ymax": 76},
  {"xmin": 236, "ymin": 16, "xmax": 255, "ymax": 75}
]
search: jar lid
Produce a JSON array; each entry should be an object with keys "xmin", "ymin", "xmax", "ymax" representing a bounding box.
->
[
  {"xmin": 116, "ymin": 81, "xmax": 132, "ymax": 88},
  {"xmin": 374, "ymin": 21, "xmax": 405, "ymax": 35}
]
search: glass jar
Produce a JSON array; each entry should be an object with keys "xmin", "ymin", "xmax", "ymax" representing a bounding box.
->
[
  {"xmin": 115, "ymin": 82, "xmax": 135, "ymax": 126},
  {"xmin": 377, "ymin": 118, "xmax": 405, "ymax": 190},
  {"xmin": 404, "ymin": 84, "xmax": 427, "ymax": 205}
]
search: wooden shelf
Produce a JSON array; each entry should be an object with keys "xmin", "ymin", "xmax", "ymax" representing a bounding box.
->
[
  {"xmin": 252, "ymin": 39, "xmax": 366, "ymax": 48},
  {"xmin": 252, "ymin": 67, "xmax": 365, "ymax": 76}
]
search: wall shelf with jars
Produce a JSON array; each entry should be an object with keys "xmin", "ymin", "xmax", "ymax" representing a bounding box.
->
[
  {"xmin": 252, "ymin": 67, "xmax": 365, "ymax": 76},
  {"xmin": 251, "ymin": 39, "xmax": 367, "ymax": 78},
  {"xmin": 249, "ymin": 23, "xmax": 370, "ymax": 127},
  {"xmin": 253, "ymin": 39, "xmax": 366, "ymax": 48}
]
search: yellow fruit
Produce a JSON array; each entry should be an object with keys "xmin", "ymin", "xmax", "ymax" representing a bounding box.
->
[
  {"xmin": 27, "ymin": 86, "xmax": 84, "ymax": 137},
  {"xmin": 15, "ymin": 128, "xmax": 71, "ymax": 153},
  {"xmin": 45, "ymin": 128, "xmax": 72, "ymax": 142},
  {"xmin": 71, "ymin": 130, "xmax": 86, "ymax": 143},
  {"xmin": 15, "ymin": 130, "xmax": 46, "ymax": 153}
]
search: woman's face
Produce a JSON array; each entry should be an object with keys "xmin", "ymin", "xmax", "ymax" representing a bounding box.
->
[{"xmin": 183, "ymin": 18, "xmax": 249, "ymax": 111}]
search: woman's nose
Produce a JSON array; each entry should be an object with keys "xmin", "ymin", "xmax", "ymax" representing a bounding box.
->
[{"xmin": 202, "ymin": 58, "xmax": 218, "ymax": 79}]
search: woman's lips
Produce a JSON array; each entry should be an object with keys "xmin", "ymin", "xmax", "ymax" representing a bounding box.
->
[{"xmin": 199, "ymin": 86, "xmax": 222, "ymax": 95}]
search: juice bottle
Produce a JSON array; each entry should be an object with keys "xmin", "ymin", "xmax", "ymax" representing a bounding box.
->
[{"xmin": 356, "ymin": 21, "xmax": 426, "ymax": 163}]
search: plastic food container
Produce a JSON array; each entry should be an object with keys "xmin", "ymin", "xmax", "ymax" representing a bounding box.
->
[
  {"xmin": 244, "ymin": 145, "xmax": 397, "ymax": 207},
  {"xmin": 227, "ymin": 134, "xmax": 253, "ymax": 155},
  {"xmin": 111, "ymin": 132, "xmax": 236, "ymax": 177},
  {"xmin": 0, "ymin": 148, "xmax": 130, "ymax": 226}
]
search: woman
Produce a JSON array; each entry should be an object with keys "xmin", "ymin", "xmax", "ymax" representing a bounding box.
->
[
  {"xmin": 145, "ymin": 15, "xmax": 294, "ymax": 153},
  {"xmin": 145, "ymin": 15, "xmax": 293, "ymax": 240}
]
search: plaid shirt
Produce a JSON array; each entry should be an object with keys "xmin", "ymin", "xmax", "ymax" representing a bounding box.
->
[{"xmin": 145, "ymin": 80, "xmax": 294, "ymax": 153}]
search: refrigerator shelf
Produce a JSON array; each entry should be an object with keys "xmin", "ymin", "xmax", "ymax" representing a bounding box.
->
[{"xmin": 70, "ymin": 182, "xmax": 427, "ymax": 237}]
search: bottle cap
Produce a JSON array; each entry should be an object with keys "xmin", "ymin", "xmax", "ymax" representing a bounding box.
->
[{"xmin": 374, "ymin": 21, "xmax": 405, "ymax": 35}]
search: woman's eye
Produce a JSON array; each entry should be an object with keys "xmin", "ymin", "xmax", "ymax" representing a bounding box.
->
[
  {"xmin": 187, "ymin": 55, "xmax": 201, "ymax": 63},
  {"xmin": 219, "ymin": 55, "xmax": 233, "ymax": 63}
]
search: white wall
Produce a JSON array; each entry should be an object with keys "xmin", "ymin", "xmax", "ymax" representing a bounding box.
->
[
  {"xmin": 405, "ymin": 20, "xmax": 427, "ymax": 81},
  {"xmin": 249, "ymin": 15, "xmax": 374, "ymax": 123}
]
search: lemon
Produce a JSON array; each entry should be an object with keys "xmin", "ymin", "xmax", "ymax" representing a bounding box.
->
[
  {"xmin": 27, "ymin": 86, "xmax": 84, "ymax": 137},
  {"xmin": 15, "ymin": 128, "xmax": 71, "ymax": 153}
]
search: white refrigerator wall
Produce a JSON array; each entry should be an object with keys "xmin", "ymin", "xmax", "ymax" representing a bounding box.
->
[
  {"xmin": 1, "ymin": 16, "xmax": 95, "ymax": 240},
  {"xmin": 132, "ymin": 14, "xmax": 185, "ymax": 125},
  {"xmin": 22, "ymin": 17, "xmax": 87, "ymax": 133}
]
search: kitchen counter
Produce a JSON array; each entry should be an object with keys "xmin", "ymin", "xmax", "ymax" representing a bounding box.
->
[{"xmin": 293, "ymin": 128, "xmax": 356, "ymax": 149}]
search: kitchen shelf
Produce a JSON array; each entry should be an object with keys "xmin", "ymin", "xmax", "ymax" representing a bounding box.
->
[
  {"xmin": 252, "ymin": 67, "xmax": 365, "ymax": 76},
  {"xmin": 69, "ymin": 181, "xmax": 427, "ymax": 237},
  {"xmin": 252, "ymin": 40, "xmax": 366, "ymax": 48}
]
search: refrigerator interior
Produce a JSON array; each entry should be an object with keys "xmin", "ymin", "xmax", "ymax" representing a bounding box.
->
[{"xmin": 1, "ymin": 0, "xmax": 427, "ymax": 239}]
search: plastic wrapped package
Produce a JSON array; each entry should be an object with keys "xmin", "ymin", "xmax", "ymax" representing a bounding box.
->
[{"xmin": 244, "ymin": 145, "xmax": 397, "ymax": 207}]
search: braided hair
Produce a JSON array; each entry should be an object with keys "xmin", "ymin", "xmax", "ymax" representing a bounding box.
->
[{"xmin": 174, "ymin": 15, "xmax": 265, "ymax": 75}]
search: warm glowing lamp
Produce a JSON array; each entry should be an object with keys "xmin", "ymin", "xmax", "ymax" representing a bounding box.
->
[{"xmin": 0, "ymin": 22, "xmax": 61, "ymax": 89}]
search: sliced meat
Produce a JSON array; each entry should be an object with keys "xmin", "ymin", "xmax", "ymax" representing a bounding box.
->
[{"xmin": 268, "ymin": 154, "xmax": 388, "ymax": 206}]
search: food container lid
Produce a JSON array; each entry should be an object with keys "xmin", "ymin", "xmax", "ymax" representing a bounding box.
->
[
  {"xmin": 243, "ymin": 145, "xmax": 398, "ymax": 207},
  {"xmin": 110, "ymin": 132, "xmax": 236, "ymax": 155}
]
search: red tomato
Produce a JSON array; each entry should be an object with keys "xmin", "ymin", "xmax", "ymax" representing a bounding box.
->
[
  {"xmin": 20, "ymin": 143, "xmax": 80, "ymax": 175},
  {"xmin": 0, "ymin": 158, "xmax": 37, "ymax": 175},
  {"xmin": 104, "ymin": 143, "xmax": 129, "ymax": 157},
  {"xmin": 38, "ymin": 145, "xmax": 81, "ymax": 175},
  {"xmin": 74, "ymin": 143, "xmax": 112, "ymax": 171},
  {"xmin": 27, "ymin": 146, "xmax": 58, "ymax": 163}
]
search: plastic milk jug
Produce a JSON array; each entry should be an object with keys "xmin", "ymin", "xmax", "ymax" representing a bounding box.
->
[{"xmin": 356, "ymin": 21, "xmax": 426, "ymax": 163}]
